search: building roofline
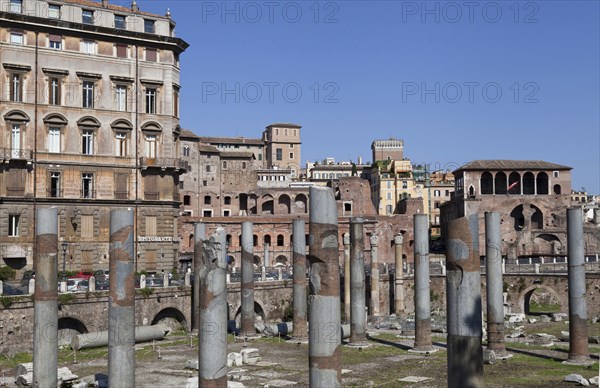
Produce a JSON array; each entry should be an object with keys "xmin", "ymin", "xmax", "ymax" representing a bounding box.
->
[{"xmin": 265, "ymin": 123, "xmax": 302, "ymax": 129}]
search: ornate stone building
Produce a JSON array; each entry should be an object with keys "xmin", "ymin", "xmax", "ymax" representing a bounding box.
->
[{"xmin": 0, "ymin": 0, "xmax": 188, "ymax": 275}]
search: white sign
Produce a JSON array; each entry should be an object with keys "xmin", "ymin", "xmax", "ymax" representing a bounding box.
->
[{"xmin": 138, "ymin": 237, "xmax": 173, "ymax": 242}]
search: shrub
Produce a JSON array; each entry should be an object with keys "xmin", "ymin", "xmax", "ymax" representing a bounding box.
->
[{"xmin": 0, "ymin": 266, "xmax": 16, "ymax": 281}]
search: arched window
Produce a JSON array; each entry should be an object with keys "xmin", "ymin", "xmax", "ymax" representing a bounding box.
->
[
  {"xmin": 277, "ymin": 234, "xmax": 284, "ymax": 246},
  {"xmin": 264, "ymin": 235, "xmax": 271, "ymax": 245},
  {"xmin": 494, "ymin": 172, "xmax": 507, "ymax": 194},
  {"xmin": 508, "ymin": 172, "xmax": 521, "ymax": 194},
  {"xmin": 537, "ymin": 172, "xmax": 549, "ymax": 194},
  {"xmin": 523, "ymin": 172, "xmax": 535, "ymax": 194},
  {"xmin": 553, "ymin": 184, "xmax": 561, "ymax": 194},
  {"xmin": 481, "ymin": 172, "xmax": 493, "ymax": 194}
]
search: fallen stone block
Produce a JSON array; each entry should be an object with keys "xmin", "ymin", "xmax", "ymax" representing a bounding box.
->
[
  {"xmin": 528, "ymin": 318, "xmax": 537, "ymax": 323},
  {"xmin": 240, "ymin": 348, "xmax": 261, "ymax": 365},
  {"xmin": 389, "ymin": 323, "xmax": 402, "ymax": 330},
  {"xmin": 507, "ymin": 314, "xmax": 525, "ymax": 324},
  {"xmin": 552, "ymin": 313, "xmax": 568, "ymax": 322},
  {"xmin": 16, "ymin": 372, "xmax": 32, "ymax": 387},
  {"xmin": 72, "ymin": 382, "xmax": 88, "ymax": 388},
  {"xmin": 398, "ymin": 376, "xmax": 431, "ymax": 383},
  {"xmin": 228, "ymin": 352, "xmax": 243, "ymax": 367},
  {"xmin": 483, "ymin": 349, "xmax": 496, "ymax": 365},
  {"xmin": 14, "ymin": 363, "xmax": 33, "ymax": 380},
  {"xmin": 589, "ymin": 376, "xmax": 598, "ymax": 385},
  {"xmin": 186, "ymin": 359, "xmax": 199, "ymax": 370},
  {"xmin": 57, "ymin": 367, "xmax": 78, "ymax": 385},
  {"xmin": 228, "ymin": 382, "xmax": 245, "ymax": 388},
  {"xmin": 186, "ymin": 377, "xmax": 198, "ymax": 388},
  {"xmin": 263, "ymin": 380, "xmax": 298, "ymax": 387},
  {"xmin": 539, "ymin": 315, "xmax": 551, "ymax": 323},
  {"xmin": 564, "ymin": 373, "xmax": 589, "ymax": 386}
]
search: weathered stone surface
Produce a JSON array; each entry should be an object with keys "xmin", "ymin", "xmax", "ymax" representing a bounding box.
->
[
  {"xmin": 552, "ymin": 313, "xmax": 568, "ymax": 322},
  {"xmin": 14, "ymin": 363, "xmax": 33, "ymax": 379},
  {"xmin": 507, "ymin": 314, "xmax": 525, "ymax": 324},
  {"xmin": 589, "ymin": 376, "xmax": 599, "ymax": 385},
  {"xmin": 185, "ymin": 359, "xmax": 198, "ymax": 370},
  {"xmin": 228, "ymin": 352, "xmax": 243, "ymax": 367},
  {"xmin": 564, "ymin": 373, "xmax": 589, "ymax": 386},
  {"xmin": 398, "ymin": 376, "xmax": 431, "ymax": 383},
  {"xmin": 263, "ymin": 380, "xmax": 297, "ymax": 387},
  {"xmin": 185, "ymin": 377, "xmax": 198, "ymax": 388},
  {"xmin": 240, "ymin": 348, "xmax": 261, "ymax": 365},
  {"xmin": 483, "ymin": 349, "xmax": 496, "ymax": 365},
  {"xmin": 539, "ymin": 315, "xmax": 551, "ymax": 323},
  {"xmin": 228, "ymin": 382, "xmax": 246, "ymax": 388}
]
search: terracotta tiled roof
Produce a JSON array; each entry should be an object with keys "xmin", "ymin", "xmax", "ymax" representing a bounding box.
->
[
  {"xmin": 198, "ymin": 143, "xmax": 219, "ymax": 153},
  {"xmin": 457, "ymin": 160, "xmax": 572, "ymax": 172},
  {"xmin": 61, "ymin": 0, "xmax": 164, "ymax": 18},
  {"xmin": 179, "ymin": 129, "xmax": 198, "ymax": 139},
  {"xmin": 197, "ymin": 136, "xmax": 264, "ymax": 146},
  {"xmin": 220, "ymin": 151, "xmax": 255, "ymax": 159}
]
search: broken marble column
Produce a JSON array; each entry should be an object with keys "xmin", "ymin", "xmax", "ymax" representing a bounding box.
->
[
  {"xmin": 192, "ymin": 223, "xmax": 206, "ymax": 332},
  {"xmin": 565, "ymin": 207, "xmax": 590, "ymax": 364},
  {"xmin": 292, "ymin": 219, "xmax": 308, "ymax": 339},
  {"xmin": 33, "ymin": 207, "xmax": 58, "ymax": 388},
  {"xmin": 394, "ymin": 233, "xmax": 405, "ymax": 315},
  {"xmin": 370, "ymin": 235, "xmax": 380, "ymax": 317},
  {"xmin": 349, "ymin": 218, "xmax": 367, "ymax": 345},
  {"xmin": 485, "ymin": 212, "xmax": 507, "ymax": 354},
  {"xmin": 446, "ymin": 214, "xmax": 483, "ymax": 388},
  {"xmin": 108, "ymin": 209, "xmax": 136, "ymax": 388},
  {"xmin": 414, "ymin": 214, "xmax": 433, "ymax": 351},
  {"xmin": 308, "ymin": 186, "xmax": 341, "ymax": 387},
  {"xmin": 198, "ymin": 228, "xmax": 228, "ymax": 386},
  {"xmin": 343, "ymin": 233, "xmax": 350, "ymax": 321},
  {"xmin": 241, "ymin": 221, "xmax": 255, "ymax": 337}
]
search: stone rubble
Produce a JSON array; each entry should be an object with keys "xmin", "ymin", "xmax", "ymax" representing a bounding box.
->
[
  {"xmin": 228, "ymin": 352, "xmax": 244, "ymax": 367},
  {"xmin": 240, "ymin": 348, "xmax": 261, "ymax": 365},
  {"xmin": 564, "ymin": 373, "xmax": 590, "ymax": 386}
]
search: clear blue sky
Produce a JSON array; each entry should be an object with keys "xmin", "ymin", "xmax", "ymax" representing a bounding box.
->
[{"xmin": 134, "ymin": 0, "xmax": 599, "ymax": 194}]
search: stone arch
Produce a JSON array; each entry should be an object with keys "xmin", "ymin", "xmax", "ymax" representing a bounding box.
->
[
  {"xmin": 508, "ymin": 171, "xmax": 521, "ymax": 194},
  {"xmin": 276, "ymin": 234, "xmax": 285, "ymax": 246},
  {"xmin": 261, "ymin": 194, "xmax": 274, "ymax": 214},
  {"xmin": 263, "ymin": 235, "xmax": 271, "ymax": 245},
  {"xmin": 481, "ymin": 172, "xmax": 493, "ymax": 194},
  {"xmin": 494, "ymin": 172, "xmax": 507, "ymax": 194},
  {"xmin": 151, "ymin": 307, "xmax": 188, "ymax": 332},
  {"xmin": 536, "ymin": 172, "xmax": 549, "ymax": 194},
  {"xmin": 110, "ymin": 118, "xmax": 133, "ymax": 131},
  {"xmin": 294, "ymin": 194, "xmax": 308, "ymax": 214},
  {"xmin": 140, "ymin": 121, "xmax": 162, "ymax": 132},
  {"xmin": 4, "ymin": 109, "xmax": 30, "ymax": 122},
  {"xmin": 468, "ymin": 185, "xmax": 475, "ymax": 197},
  {"xmin": 76, "ymin": 116, "xmax": 101, "ymax": 128},
  {"xmin": 518, "ymin": 284, "xmax": 565, "ymax": 315},
  {"xmin": 234, "ymin": 301, "xmax": 266, "ymax": 323},
  {"xmin": 533, "ymin": 234, "xmax": 561, "ymax": 255},
  {"xmin": 43, "ymin": 113, "xmax": 68, "ymax": 125},
  {"xmin": 58, "ymin": 317, "xmax": 88, "ymax": 346},
  {"xmin": 275, "ymin": 255, "xmax": 288, "ymax": 266},
  {"xmin": 553, "ymin": 184, "xmax": 561, "ymax": 194},
  {"xmin": 278, "ymin": 194, "xmax": 291, "ymax": 214},
  {"xmin": 523, "ymin": 171, "xmax": 535, "ymax": 195},
  {"xmin": 188, "ymin": 234, "xmax": 194, "ymax": 247}
]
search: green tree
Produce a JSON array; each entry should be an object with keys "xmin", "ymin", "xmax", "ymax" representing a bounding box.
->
[
  {"xmin": 351, "ymin": 163, "xmax": 358, "ymax": 176},
  {"xmin": 0, "ymin": 266, "xmax": 16, "ymax": 281}
]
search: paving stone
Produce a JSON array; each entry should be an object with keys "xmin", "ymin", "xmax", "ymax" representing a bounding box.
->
[{"xmin": 398, "ymin": 376, "xmax": 431, "ymax": 383}]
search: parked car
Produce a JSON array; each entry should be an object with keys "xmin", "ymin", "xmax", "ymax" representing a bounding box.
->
[
  {"xmin": 94, "ymin": 269, "xmax": 110, "ymax": 281},
  {"xmin": 74, "ymin": 271, "xmax": 94, "ymax": 280},
  {"xmin": 95, "ymin": 279, "xmax": 109, "ymax": 290},
  {"xmin": 3, "ymin": 283, "xmax": 24, "ymax": 295},
  {"xmin": 20, "ymin": 270, "xmax": 35, "ymax": 287},
  {"xmin": 67, "ymin": 278, "xmax": 89, "ymax": 292}
]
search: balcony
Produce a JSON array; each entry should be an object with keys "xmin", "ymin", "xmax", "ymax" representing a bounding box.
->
[
  {"xmin": 140, "ymin": 157, "xmax": 189, "ymax": 173},
  {"xmin": 2, "ymin": 148, "xmax": 33, "ymax": 162}
]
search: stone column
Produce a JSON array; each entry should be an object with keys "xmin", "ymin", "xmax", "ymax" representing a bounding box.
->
[
  {"xmin": 394, "ymin": 233, "xmax": 404, "ymax": 315},
  {"xmin": 446, "ymin": 214, "xmax": 483, "ymax": 388},
  {"xmin": 413, "ymin": 214, "xmax": 433, "ymax": 351},
  {"xmin": 192, "ymin": 223, "xmax": 206, "ymax": 332},
  {"xmin": 370, "ymin": 235, "xmax": 380, "ymax": 317},
  {"xmin": 33, "ymin": 207, "xmax": 58, "ymax": 388},
  {"xmin": 349, "ymin": 218, "xmax": 368, "ymax": 346},
  {"xmin": 292, "ymin": 219, "xmax": 308, "ymax": 339},
  {"xmin": 485, "ymin": 212, "xmax": 506, "ymax": 354},
  {"xmin": 343, "ymin": 233, "xmax": 350, "ymax": 321},
  {"xmin": 263, "ymin": 242, "xmax": 270, "ymax": 268},
  {"xmin": 198, "ymin": 228, "xmax": 228, "ymax": 387},
  {"xmin": 241, "ymin": 222, "xmax": 255, "ymax": 337},
  {"xmin": 565, "ymin": 208, "xmax": 590, "ymax": 364},
  {"xmin": 308, "ymin": 186, "xmax": 341, "ymax": 387},
  {"xmin": 108, "ymin": 209, "xmax": 136, "ymax": 388}
]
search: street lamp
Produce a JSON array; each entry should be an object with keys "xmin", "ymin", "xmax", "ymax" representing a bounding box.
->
[{"xmin": 61, "ymin": 242, "xmax": 68, "ymax": 280}]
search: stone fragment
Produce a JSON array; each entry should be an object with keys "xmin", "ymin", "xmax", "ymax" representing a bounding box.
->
[
  {"xmin": 263, "ymin": 380, "xmax": 297, "ymax": 387},
  {"xmin": 390, "ymin": 323, "xmax": 402, "ymax": 330},
  {"xmin": 507, "ymin": 314, "xmax": 525, "ymax": 324},
  {"xmin": 539, "ymin": 315, "xmax": 551, "ymax": 323},
  {"xmin": 240, "ymin": 348, "xmax": 261, "ymax": 365},
  {"xmin": 564, "ymin": 373, "xmax": 589, "ymax": 386},
  {"xmin": 483, "ymin": 349, "xmax": 496, "ymax": 365},
  {"xmin": 228, "ymin": 382, "xmax": 246, "ymax": 388},
  {"xmin": 185, "ymin": 377, "xmax": 198, "ymax": 388},
  {"xmin": 186, "ymin": 359, "xmax": 199, "ymax": 370},
  {"xmin": 528, "ymin": 318, "xmax": 537, "ymax": 323},
  {"xmin": 552, "ymin": 313, "xmax": 568, "ymax": 322},
  {"xmin": 228, "ymin": 352, "xmax": 243, "ymax": 367},
  {"xmin": 589, "ymin": 376, "xmax": 598, "ymax": 385},
  {"xmin": 14, "ymin": 363, "xmax": 33, "ymax": 379},
  {"xmin": 398, "ymin": 376, "xmax": 431, "ymax": 383}
]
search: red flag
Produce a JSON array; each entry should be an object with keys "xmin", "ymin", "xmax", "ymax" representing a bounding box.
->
[{"xmin": 508, "ymin": 181, "xmax": 519, "ymax": 190}]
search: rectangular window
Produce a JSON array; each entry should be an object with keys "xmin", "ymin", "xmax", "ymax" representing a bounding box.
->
[
  {"xmin": 11, "ymin": 124, "xmax": 21, "ymax": 154},
  {"xmin": 145, "ymin": 88, "xmax": 157, "ymax": 114},
  {"xmin": 386, "ymin": 205, "xmax": 393, "ymax": 215},
  {"xmin": 434, "ymin": 190, "xmax": 440, "ymax": 197},
  {"xmin": 289, "ymin": 152, "xmax": 294, "ymax": 159},
  {"xmin": 258, "ymin": 153, "xmax": 262, "ymax": 161},
  {"xmin": 81, "ymin": 40, "xmax": 96, "ymax": 54},
  {"xmin": 81, "ymin": 251, "xmax": 93, "ymax": 271},
  {"xmin": 49, "ymin": 34, "xmax": 61, "ymax": 49},
  {"xmin": 276, "ymin": 148, "xmax": 282, "ymax": 161},
  {"xmin": 386, "ymin": 181, "xmax": 391, "ymax": 189},
  {"xmin": 145, "ymin": 250, "xmax": 157, "ymax": 271},
  {"xmin": 50, "ymin": 172, "xmax": 61, "ymax": 197},
  {"xmin": 173, "ymin": 89, "xmax": 179, "ymax": 117},
  {"xmin": 144, "ymin": 19, "xmax": 155, "ymax": 33},
  {"xmin": 146, "ymin": 48, "xmax": 157, "ymax": 62},
  {"xmin": 553, "ymin": 171, "xmax": 559, "ymax": 178},
  {"xmin": 387, "ymin": 192, "xmax": 392, "ymax": 200},
  {"xmin": 402, "ymin": 181, "xmax": 408, "ymax": 189},
  {"xmin": 10, "ymin": 0, "xmax": 22, "ymax": 13},
  {"xmin": 145, "ymin": 134, "xmax": 157, "ymax": 158},
  {"xmin": 115, "ymin": 173, "xmax": 129, "ymax": 199},
  {"xmin": 82, "ymin": 81, "xmax": 94, "ymax": 108},
  {"xmin": 115, "ymin": 85, "xmax": 127, "ymax": 111},
  {"xmin": 8, "ymin": 215, "xmax": 19, "ymax": 237},
  {"xmin": 82, "ymin": 10, "xmax": 94, "ymax": 24},
  {"xmin": 10, "ymin": 31, "xmax": 23, "ymax": 45},
  {"xmin": 146, "ymin": 216, "xmax": 157, "ymax": 236},
  {"xmin": 49, "ymin": 77, "xmax": 60, "ymax": 105},
  {"xmin": 116, "ymin": 44, "xmax": 127, "ymax": 58},
  {"xmin": 202, "ymin": 180, "xmax": 207, "ymax": 186},
  {"xmin": 82, "ymin": 130, "xmax": 93, "ymax": 155},
  {"xmin": 48, "ymin": 127, "xmax": 60, "ymax": 153},
  {"xmin": 10, "ymin": 74, "xmax": 21, "ymax": 102},
  {"xmin": 81, "ymin": 215, "xmax": 93, "ymax": 237},
  {"xmin": 81, "ymin": 173, "xmax": 94, "ymax": 198},
  {"xmin": 115, "ymin": 132, "xmax": 127, "ymax": 156},
  {"xmin": 114, "ymin": 14, "xmax": 126, "ymax": 29},
  {"xmin": 48, "ymin": 4, "xmax": 60, "ymax": 19}
]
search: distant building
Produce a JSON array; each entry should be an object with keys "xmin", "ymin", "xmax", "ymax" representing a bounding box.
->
[{"xmin": 262, "ymin": 123, "xmax": 301, "ymax": 178}]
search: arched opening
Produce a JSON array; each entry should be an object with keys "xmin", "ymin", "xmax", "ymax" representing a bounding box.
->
[
  {"xmin": 468, "ymin": 185, "xmax": 475, "ymax": 197},
  {"xmin": 494, "ymin": 172, "xmax": 507, "ymax": 194},
  {"xmin": 239, "ymin": 193, "xmax": 248, "ymax": 214},
  {"xmin": 508, "ymin": 172, "xmax": 521, "ymax": 194},
  {"xmin": 522, "ymin": 286, "xmax": 562, "ymax": 315},
  {"xmin": 261, "ymin": 195, "xmax": 274, "ymax": 214},
  {"xmin": 481, "ymin": 172, "xmax": 493, "ymax": 194},
  {"xmin": 523, "ymin": 172, "xmax": 535, "ymax": 194},
  {"xmin": 234, "ymin": 302, "xmax": 266, "ymax": 325},
  {"xmin": 553, "ymin": 184, "xmax": 561, "ymax": 194},
  {"xmin": 226, "ymin": 234, "xmax": 232, "ymax": 247},
  {"xmin": 530, "ymin": 205, "xmax": 543, "ymax": 229},
  {"xmin": 294, "ymin": 194, "xmax": 308, "ymax": 214},
  {"xmin": 264, "ymin": 235, "xmax": 271, "ymax": 245},
  {"xmin": 536, "ymin": 172, "xmax": 549, "ymax": 195},
  {"xmin": 151, "ymin": 307, "xmax": 187, "ymax": 332},
  {"xmin": 253, "ymin": 234, "xmax": 258, "ymax": 247},
  {"xmin": 275, "ymin": 255, "xmax": 288, "ymax": 266},
  {"xmin": 277, "ymin": 195, "xmax": 291, "ymax": 214},
  {"xmin": 253, "ymin": 255, "xmax": 261, "ymax": 266},
  {"xmin": 188, "ymin": 234, "xmax": 194, "ymax": 247},
  {"xmin": 58, "ymin": 317, "xmax": 88, "ymax": 347},
  {"xmin": 533, "ymin": 234, "xmax": 561, "ymax": 255},
  {"xmin": 277, "ymin": 234, "xmax": 284, "ymax": 247}
]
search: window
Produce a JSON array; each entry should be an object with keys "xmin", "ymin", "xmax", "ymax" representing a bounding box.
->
[
  {"xmin": 81, "ymin": 40, "xmax": 96, "ymax": 54},
  {"xmin": 144, "ymin": 19, "xmax": 155, "ymax": 33},
  {"xmin": 82, "ymin": 81, "xmax": 94, "ymax": 108},
  {"xmin": 115, "ymin": 173, "xmax": 129, "ymax": 199},
  {"xmin": 115, "ymin": 132, "xmax": 127, "ymax": 156},
  {"xmin": 81, "ymin": 173, "xmax": 94, "ymax": 198},
  {"xmin": 205, "ymin": 165, "xmax": 211, "ymax": 172},
  {"xmin": 116, "ymin": 44, "xmax": 128, "ymax": 58},
  {"xmin": 387, "ymin": 192, "xmax": 392, "ymax": 200},
  {"xmin": 10, "ymin": 0, "xmax": 21, "ymax": 13},
  {"xmin": 276, "ymin": 148, "xmax": 282, "ymax": 161},
  {"xmin": 258, "ymin": 153, "xmax": 262, "ymax": 161},
  {"xmin": 445, "ymin": 190, "xmax": 450, "ymax": 196},
  {"xmin": 434, "ymin": 190, "xmax": 440, "ymax": 197},
  {"xmin": 114, "ymin": 15, "xmax": 126, "ymax": 29},
  {"xmin": 49, "ymin": 34, "xmax": 61, "ymax": 49},
  {"xmin": 173, "ymin": 88, "xmax": 179, "ymax": 117},
  {"xmin": 10, "ymin": 31, "xmax": 23, "ymax": 44},
  {"xmin": 224, "ymin": 196, "xmax": 231, "ymax": 205},
  {"xmin": 48, "ymin": 4, "xmax": 60, "ymax": 19},
  {"xmin": 386, "ymin": 204, "xmax": 393, "ymax": 215},
  {"xmin": 290, "ymin": 143, "xmax": 294, "ymax": 148},
  {"xmin": 183, "ymin": 145, "xmax": 190, "ymax": 157},
  {"xmin": 242, "ymin": 162, "xmax": 246, "ymax": 169},
  {"xmin": 202, "ymin": 180, "xmax": 207, "ymax": 187},
  {"xmin": 145, "ymin": 88, "xmax": 157, "ymax": 113},
  {"xmin": 434, "ymin": 202, "xmax": 440, "ymax": 209},
  {"xmin": 146, "ymin": 216, "xmax": 157, "ymax": 236},
  {"xmin": 204, "ymin": 195, "xmax": 211, "ymax": 205},
  {"xmin": 553, "ymin": 171, "xmax": 559, "ymax": 178},
  {"xmin": 402, "ymin": 181, "xmax": 408, "ymax": 189},
  {"xmin": 222, "ymin": 161, "xmax": 227, "ymax": 169},
  {"xmin": 82, "ymin": 130, "xmax": 93, "ymax": 155},
  {"xmin": 183, "ymin": 195, "xmax": 191, "ymax": 205},
  {"xmin": 8, "ymin": 215, "xmax": 20, "ymax": 237},
  {"xmin": 11, "ymin": 123, "xmax": 21, "ymax": 154},
  {"xmin": 115, "ymin": 85, "xmax": 127, "ymax": 111},
  {"xmin": 50, "ymin": 172, "xmax": 61, "ymax": 197},
  {"xmin": 48, "ymin": 127, "xmax": 60, "ymax": 153},
  {"xmin": 146, "ymin": 48, "xmax": 157, "ymax": 62},
  {"xmin": 145, "ymin": 134, "xmax": 157, "ymax": 158},
  {"xmin": 82, "ymin": 10, "xmax": 94, "ymax": 24},
  {"xmin": 386, "ymin": 181, "xmax": 391, "ymax": 189},
  {"xmin": 10, "ymin": 74, "xmax": 21, "ymax": 102},
  {"xmin": 48, "ymin": 77, "xmax": 60, "ymax": 105},
  {"xmin": 289, "ymin": 152, "xmax": 294, "ymax": 159}
]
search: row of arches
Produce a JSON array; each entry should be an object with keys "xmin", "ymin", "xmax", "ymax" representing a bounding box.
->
[{"xmin": 478, "ymin": 171, "xmax": 560, "ymax": 195}]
